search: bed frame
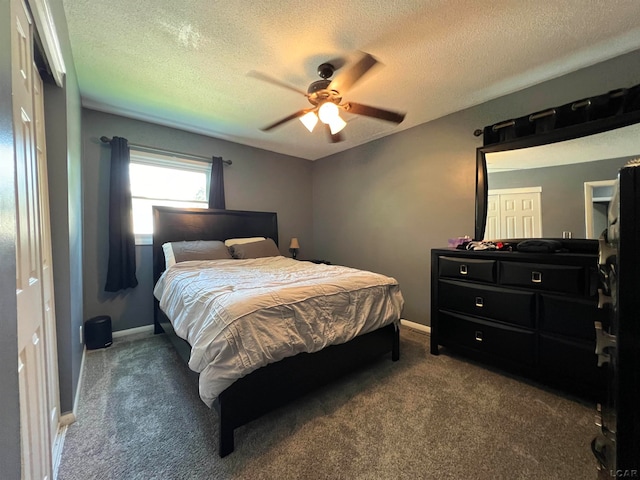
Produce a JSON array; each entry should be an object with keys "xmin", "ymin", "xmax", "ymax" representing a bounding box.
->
[{"xmin": 152, "ymin": 206, "xmax": 400, "ymax": 457}]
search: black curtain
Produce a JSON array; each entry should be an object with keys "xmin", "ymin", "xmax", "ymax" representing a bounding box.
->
[
  {"xmin": 208, "ymin": 156, "xmax": 226, "ymax": 209},
  {"xmin": 482, "ymin": 83, "xmax": 640, "ymax": 146},
  {"xmin": 105, "ymin": 136, "xmax": 138, "ymax": 292}
]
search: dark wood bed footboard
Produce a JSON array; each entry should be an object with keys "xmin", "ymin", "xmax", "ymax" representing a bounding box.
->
[
  {"xmin": 214, "ymin": 322, "xmax": 399, "ymax": 457},
  {"xmin": 156, "ymin": 308, "xmax": 399, "ymax": 457}
]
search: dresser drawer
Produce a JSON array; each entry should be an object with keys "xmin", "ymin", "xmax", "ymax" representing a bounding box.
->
[
  {"xmin": 439, "ymin": 280, "xmax": 535, "ymax": 328},
  {"xmin": 439, "ymin": 257, "xmax": 496, "ymax": 283},
  {"xmin": 438, "ymin": 311, "xmax": 535, "ymax": 366},
  {"xmin": 539, "ymin": 294, "xmax": 608, "ymax": 341},
  {"xmin": 499, "ymin": 262, "xmax": 585, "ymax": 294},
  {"xmin": 538, "ymin": 335, "xmax": 606, "ymax": 394}
]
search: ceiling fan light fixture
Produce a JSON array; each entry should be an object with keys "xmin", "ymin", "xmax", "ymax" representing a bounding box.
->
[
  {"xmin": 299, "ymin": 111, "xmax": 318, "ymax": 132},
  {"xmin": 318, "ymin": 101, "xmax": 340, "ymax": 124},
  {"xmin": 257, "ymin": 53, "xmax": 403, "ymax": 142},
  {"xmin": 328, "ymin": 116, "xmax": 347, "ymax": 135}
]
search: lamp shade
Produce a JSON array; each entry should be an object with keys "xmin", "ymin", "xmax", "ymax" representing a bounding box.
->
[
  {"xmin": 328, "ymin": 116, "xmax": 347, "ymax": 134},
  {"xmin": 299, "ymin": 111, "xmax": 318, "ymax": 132},
  {"xmin": 318, "ymin": 102, "xmax": 339, "ymax": 124},
  {"xmin": 289, "ymin": 237, "xmax": 300, "ymax": 249}
]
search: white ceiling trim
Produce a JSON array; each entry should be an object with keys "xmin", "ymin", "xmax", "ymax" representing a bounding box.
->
[{"xmin": 30, "ymin": 0, "xmax": 66, "ymax": 86}]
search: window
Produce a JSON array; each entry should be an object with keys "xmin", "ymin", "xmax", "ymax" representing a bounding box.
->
[{"xmin": 129, "ymin": 150, "xmax": 210, "ymax": 244}]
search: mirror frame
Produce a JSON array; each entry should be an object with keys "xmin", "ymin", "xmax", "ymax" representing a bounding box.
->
[{"xmin": 475, "ymin": 109, "xmax": 640, "ymax": 241}]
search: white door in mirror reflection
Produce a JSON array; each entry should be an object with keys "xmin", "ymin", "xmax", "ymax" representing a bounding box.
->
[{"xmin": 485, "ymin": 187, "xmax": 542, "ymax": 240}]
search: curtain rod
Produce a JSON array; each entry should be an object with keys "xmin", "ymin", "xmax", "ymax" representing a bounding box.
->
[
  {"xmin": 473, "ymin": 87, "xmax": 630, "ymax": 137},
  {"xmin": 100, "ymin": 136, "xmax": 232, "ymax": 165}
]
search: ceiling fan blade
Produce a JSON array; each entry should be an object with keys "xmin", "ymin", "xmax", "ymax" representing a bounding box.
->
[
  {"xmin": 328, "ymin": 52, "xmax": 378, "ymax": 93},
  {"xmin": 344, "ymin": 102, "xmax": 405, "ymax": 124},
  {"xmin": 324, "ymin": 124, "xmax": 344, "ymax": 143},
  {"xmin": 247, "ymin": 70, "xmax": 308, "ymax": 97},
  {"xmin": 261, "ymin": 109, "xmax": 312, "ymax": 131}
]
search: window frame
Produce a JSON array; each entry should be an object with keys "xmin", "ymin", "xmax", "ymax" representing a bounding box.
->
[{"xmin": 129, "ymin": 149, "xmax": 211, "ymax": 245}]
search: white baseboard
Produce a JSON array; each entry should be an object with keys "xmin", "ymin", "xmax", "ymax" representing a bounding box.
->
[
  {"xmin": 112, "ymin": 324, "xmax": 155, "ymax": 339},
  {"xmin": 52, "ymin": 423, "xmax": 67, "ymax": 480},
  {"xmin": 58, "ymin": 344, "xmax": 85, "ymax": 427},
  {"xmin": 54, "ymin": 344, "xmax": 85, "ymax": 478},
  {"xmin": 400, "ymin": 319, "xmax": 431, "ymax": 335}
]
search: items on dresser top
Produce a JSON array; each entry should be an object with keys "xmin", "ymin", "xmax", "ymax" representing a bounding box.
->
[
  {"xmin": 515, "ymin": 239, "xmax": 563, "ymax": 253},
  {"xmin": 431, "ymin": 248, "xmax": 607, "ymax": 400}
]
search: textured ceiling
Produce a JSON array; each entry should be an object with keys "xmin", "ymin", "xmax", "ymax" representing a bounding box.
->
[{"xmin": 61, "ymin": 0, "xmax": 640, "ymax": 160}]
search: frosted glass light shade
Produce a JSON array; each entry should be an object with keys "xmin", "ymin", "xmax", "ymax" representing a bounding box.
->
[
  {"xmin": 299, "ymin": 111, "xmax": 318, "ymax": 132},
  {"xmin": 329, "ymin": 116, "xmax": 347, "ymax": 134},
  {"xmin": 318, "ymin": 102, "xmax": 339, "ymax": 124}
]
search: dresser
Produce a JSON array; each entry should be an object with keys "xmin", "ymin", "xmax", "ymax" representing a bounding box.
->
[{"xmin": 431, "ymin": 248, "xmax": 608, "ymax": 400}]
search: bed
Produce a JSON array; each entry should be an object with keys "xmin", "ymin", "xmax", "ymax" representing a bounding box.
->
[{"xmin": 152, "ymin": 206, "xmax": 403, "ymax": 456}]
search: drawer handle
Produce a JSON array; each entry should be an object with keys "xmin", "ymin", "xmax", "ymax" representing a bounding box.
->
[
  {"xmin": 459, "ymin": 265, "xmax": 468, "ymax": 275},
  {"xmin": 531, "ymin": 271, "xmax": 542, "ymax": 283},
  {"xmin": 475, "ymin": 296, "xmax": 484, "ymax": 307},
  {"xmin": 475, "ymin": 331, "xmax": 483, "ymax": 342}
]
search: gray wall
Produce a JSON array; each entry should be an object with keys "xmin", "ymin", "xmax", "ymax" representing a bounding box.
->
[
  {"xmin": 81, "ymin": 109, "xmax": 314, "ymax": 331},
  {"xmin": 489, "ymin": 157, "xmax": 633, "ymax": 238},
  {"xmin": 0, "ymin": 1, "xmax": 22, "ymax": 477},
  {"xmin": 312, "ymin": 49, "xmax": 640, "ymax": 326},
  {"xmin": 312, "ymin": 114, "xmax": 477, "ymax": 324},
  {"xmin": 43, "ymin": 0, "xmax": 84, "ymax": 414}
]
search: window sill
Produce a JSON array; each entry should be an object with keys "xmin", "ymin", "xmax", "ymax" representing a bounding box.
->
[{"xmin": 135, "ymin": 233, "xmax": 153, "ymax": 246}]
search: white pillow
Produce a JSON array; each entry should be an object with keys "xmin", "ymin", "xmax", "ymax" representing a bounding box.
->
[
  {"xmin": 162, "ymin": 242, "xmax": 176, "ymax": 268},
  {"xmin": 224, "ymin": 237, "xmax": 266, "ymax": 247}
]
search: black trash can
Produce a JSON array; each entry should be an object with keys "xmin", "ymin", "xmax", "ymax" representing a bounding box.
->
[{"xmin": 85, "ymin": 316, "xmax": 113, "ymax": 350}]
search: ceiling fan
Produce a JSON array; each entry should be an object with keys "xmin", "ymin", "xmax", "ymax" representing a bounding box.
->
[{"xmin": 250, "ymin": 52, "xmax": 406, "ymax": 142}]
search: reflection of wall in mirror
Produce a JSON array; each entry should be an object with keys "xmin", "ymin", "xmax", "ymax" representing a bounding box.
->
[{"xmin": 488, "ymin": 156, "xmax": 631, "ymax": 239}]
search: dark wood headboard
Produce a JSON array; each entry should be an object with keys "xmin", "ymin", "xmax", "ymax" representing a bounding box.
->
[{"xmin": 152, "ymin": 207, "xmax": 279, "ymax": 285}]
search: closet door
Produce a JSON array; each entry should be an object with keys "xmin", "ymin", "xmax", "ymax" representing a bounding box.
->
[
  {"xmin": 484, "ymin": 194, "xmax": 500, "ymax": 240},
  {"xmin": 12, "ymin": 0, "xmax": 55, "ymax": 477},
  {"xmin": 485, "ymin": 187, "xmax": 542, "ymax": 239},
  {"xmin": 34, "ymin": 63, "xmax": 60, "ymax": 459},
  {"xmin": 500, "ymin": 191, "xmax": 542, "ymax": 238}
]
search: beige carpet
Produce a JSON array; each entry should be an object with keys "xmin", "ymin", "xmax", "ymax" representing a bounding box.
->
[{"xmin": 57, "ymin": 327, "xmax": 598, "ymax": 479}]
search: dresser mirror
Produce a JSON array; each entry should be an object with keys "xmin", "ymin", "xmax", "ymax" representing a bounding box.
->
[{"xmin": 475, "ymin": 110, "xmax": 640, "ymax": 242}]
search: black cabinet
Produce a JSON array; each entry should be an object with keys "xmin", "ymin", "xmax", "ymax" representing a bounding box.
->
[{"xmin": 431, "ymin": 248, "xmax": 608, "ymax": 400}]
